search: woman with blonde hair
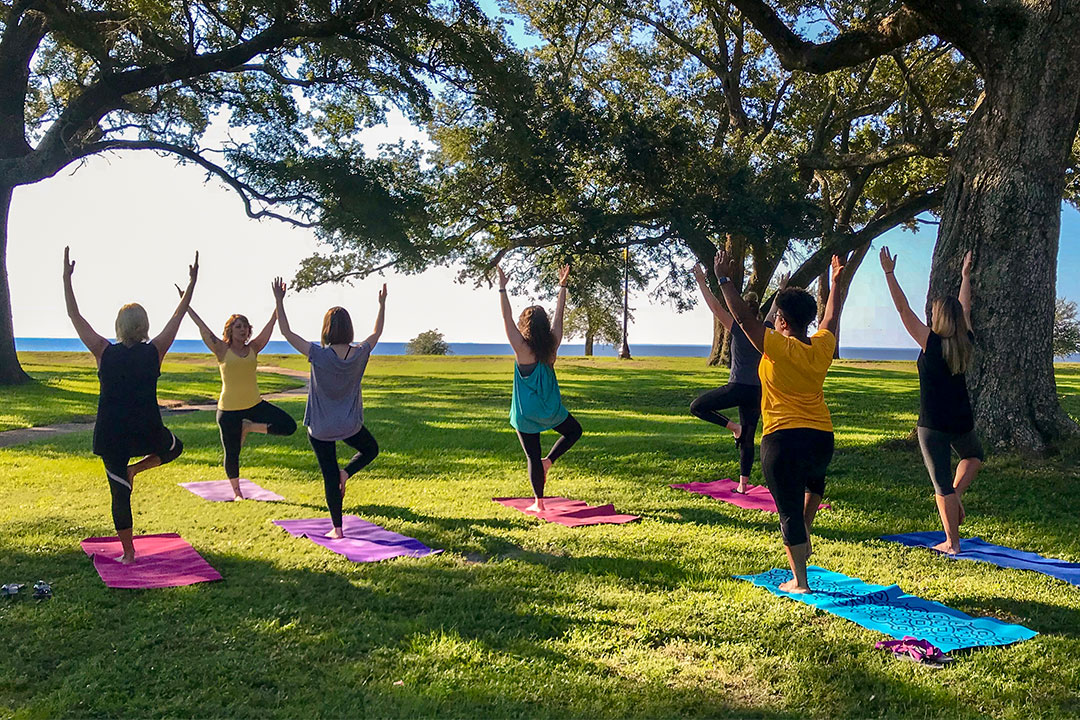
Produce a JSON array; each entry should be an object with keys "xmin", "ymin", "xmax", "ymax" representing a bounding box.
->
[
  {"xmin": 272, "ymin": 277, "xmax": 385, "ymax": 538},
  {"xmin": 63, "ymin": 247, "xmax": 198, "ymax": 564},
  {"xmin": 880, "ymin": 247, "xmax": 982, "ymax": 554},
  {"xmin": 497, "ymin": 263, "xmax": 582, "ymax": 513},
  {"xmin": 181, "ymin": 297, "xmax": 296, "ymax": 500}
]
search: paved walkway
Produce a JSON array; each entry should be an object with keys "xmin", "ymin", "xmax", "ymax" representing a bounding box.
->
[{"xmin": 0, "ymin": 366, "xmax": 309, "ymax": 448}]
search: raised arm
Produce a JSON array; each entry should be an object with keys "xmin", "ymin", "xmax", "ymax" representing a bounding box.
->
[
  {"xmin": 175, "ymin": 285, "xmax": 226, "ymax": 361},
  {"xmin": 764, "ymin": 272, "xmax": 789, "ymax": 325},
  {"xmin": 551, "ymin": 264, "xmax": 570, "ymax": 348},
  {"xmin": 249, "ymin": 308, "xmax": 278, "ymax": 354},
  {"xmin": 959, "ymin": 251, "xmax": 974, "ymax": 331},
  {"xmin": 692, "ymin": 263, "xmax": 734, "ymax": 331},
  {"xmin": 62, "ymin": 247, "xmax": 109, "ymax": 363},
  {"xmin": 361, "ymin": 284, "xmax": 387, "ymax": 350},
  {"xmin": 497, "ymin": 265, "xmax": 529, "ymax": 357},
  {"xmin": 152, "ymin": 252, "xmax": 199, "ymax": 363},
  {"xmin": 714, "ymin": 250, "xmax": 767, "ymax": 353},
  {"xmin": 819, "ymin": 255, "xmax": 845, "ymax": 337},
  {"xmin": 879, "ymin": 246, "xmax": 930, "ymax": 349},
  {"xmin": 271, "ymin": 277, "xmax": 311, "ymax": 355}
]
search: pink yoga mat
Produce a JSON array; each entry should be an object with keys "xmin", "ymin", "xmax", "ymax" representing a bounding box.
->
[
  {"xmin": 179, "ymin": 479, "xmax": 285, "ymax": 502},
  {"xmin": 493, "ymin": 497, "xmax": 640, "ymax": 527},
  {"xmin": 80, "ymin": 533, "xmax": 223, "ymax": 589},
  {"xmin": 670, "ymin": 478, "xmax": 830, "ymax": 513}
]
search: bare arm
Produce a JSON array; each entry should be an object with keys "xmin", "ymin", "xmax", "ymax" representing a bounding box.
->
[
  {"xmin": 249, "ymin": 308, "xmax": 278, "ymax": 354},
  {"xmin": 361, "ymin": 284, "xmax": 387, "ymax": 350},
  {"xmin": 714, "ymin": 250, "xmax": 767, "ymax": 353},
  {"xmin": 271, "ymin": 277, "xmax": 311, "ymax": 355},
  {"xmin": 819, "ymin": 255, "xmax": 845, "ymax": 337},
  {"xmin": 959, "ymin": 250, "xmax": 974, "ymax": 331},
  {"xmin": 692, "ymin": 264, "xmax": 734, "ymax": 331},
  {"xmin": 62, "ymin": 247, "xmax": 109, "ymax": 363},
  {"xmin": 764, "ymin": 272, "xmax": 789, "ymax": 325},
  {"xmin": 879, "ymin": 246, "xmax": 930, "ymax": 349},
  {"xmin": 176, "ymin": 286, "xmax": 226, "ymax": 361},
  {"xmin": 497, "ymin": 265, "xmax": 530, "ymax": 358},
  {"xmin": 152, "ymin": 252, "xmax": 199, "ymax": 363},
  {"xmin": 551, "ymin": 264, "xmax": 570, "ymax": 348}
]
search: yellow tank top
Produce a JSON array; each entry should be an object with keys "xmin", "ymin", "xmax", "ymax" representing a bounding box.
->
[{"xmin": 218, "ymin": 347, "xmax": 261, "ymax": 411}]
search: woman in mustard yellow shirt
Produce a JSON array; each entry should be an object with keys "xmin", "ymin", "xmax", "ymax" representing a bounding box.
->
[
  {"xmin": 713, "ymin": 248, "xmax": 844, "ymax": 593},
  {"xmin": 184, "ymin": 299, "xmax": 297, "ymax": 500}
]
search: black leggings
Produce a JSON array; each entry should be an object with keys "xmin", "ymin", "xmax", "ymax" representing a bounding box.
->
[
  {"xmin": 216, "ymin": 401, "xmax": 297, "ymax": 479},
  {"xmin": 516, "ymin": 413, "xmax": 583, "ymax": 498},
  {"xmin": 309, "ymin": 426, "xmax": 379, "ymax": 527},
  {"xmin": 690, "ymin": 382, "xmax": 762, "ymax": 477},
  {"xmin": 760, "ymin": 428, "xmax": 834, "ymax": 546},
  {"xmin": 917, "ymin": 427, "xmax": 984, "ymax": 496},
  {"xmin": 101, "ymin": 430, "xmax": 184, "ymax": 532}
]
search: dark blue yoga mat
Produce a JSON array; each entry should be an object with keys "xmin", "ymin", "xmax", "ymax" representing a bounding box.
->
[
  {"xmin": 882, "ymin": 532, "xmax": 1080, "ymax": 587},
  {"xmin": 737, "ymin": 566, "xmax": 1037, "ymax": 652}
]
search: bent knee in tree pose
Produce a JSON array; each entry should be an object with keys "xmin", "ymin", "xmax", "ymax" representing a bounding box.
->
[
  {"xmin": 498, "ymin": 262, "xmax": 581, "ymax": 513},
  {"xmin": 714, "ymin": 243, "xmax": 844, "ymax": 593},
  {"xmin": 274, "ymin": 276, "xmax": 385, "ymax": 538},
  {"xmin": 181, "ymin": 289, "xmax": 297, "ymax": 499},
  {"xmin": 880, "ymin": 247, "xmax": 983, "ymax": 556},
  {"xmin": 64, "ymin": 246, "xmax": 199, "ymax": 564}
]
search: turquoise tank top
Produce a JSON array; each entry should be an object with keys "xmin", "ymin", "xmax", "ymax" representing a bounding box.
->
[{"xmin": 509, "ymin": 362, "xmax": 569, "ymax": 434}]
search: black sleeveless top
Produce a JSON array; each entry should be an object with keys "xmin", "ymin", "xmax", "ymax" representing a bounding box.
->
[
  {"xmin": 93, "ymin": 342, "xmax": 166, "ymax": 457},
  {"xmin": 917, "ymin": 331, "xmax": 975, "ymax": 434}
]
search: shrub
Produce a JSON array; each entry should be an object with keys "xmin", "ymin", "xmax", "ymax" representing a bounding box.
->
[{"xmin": 406, "ymin": 329, "xmax": 452, "ymax": 355}]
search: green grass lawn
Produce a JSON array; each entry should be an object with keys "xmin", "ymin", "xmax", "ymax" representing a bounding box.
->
[{"xmin": 2, "ymin": 355, "xmax": 1079, "ymax": 718}]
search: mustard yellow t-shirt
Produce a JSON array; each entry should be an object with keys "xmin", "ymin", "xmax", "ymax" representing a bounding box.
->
[
  {"xmin": 758, "ymin": 328, "xmax": 835, "ymax": 435},
  {"xmin": 218, "ymin": 347, "xmax": 261, "ymax": 411}
]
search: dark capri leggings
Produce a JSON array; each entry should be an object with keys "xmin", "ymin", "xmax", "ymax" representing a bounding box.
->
[
  {"xmin": 690, "ymin": 382, "xmax": 762, "ymax": 477},
  {"xmin": 309, "ymin": 426, "xmax": 379, "ymax": 527},
  {"xmin": 101, "ymin": 429, "xmax": 184, "ymax": 532},
  {"xmin": 916, "ymin": 427, "xmax": 984, "ymax": 496},
  {"xmin": 516, "ymin": 413, "xmax": 583, "ymax": 497},
  {"xmin": 216, "ymin": 400, "xmax": 297, "ymax": 479},
  {"xmin": 760, "ymin": 428, "xmax": 834, "ymax": 546}
]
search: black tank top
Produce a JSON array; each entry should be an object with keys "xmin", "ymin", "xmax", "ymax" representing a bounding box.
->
[
  {"xmin": 917, "ymin": 331, "xmax": 975, "ymax": 434},
  {"xmin": 93, "ymin": 342, "xmax": 166, "ymax": 456}
]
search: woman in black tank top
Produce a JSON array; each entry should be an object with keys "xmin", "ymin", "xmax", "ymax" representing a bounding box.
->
[
  {"xmin": 63, "ymin": 247, "xmax": 199, "ymax": 564},
  {"xmin": 880, "ymin": 247, "xmax": 983, "ymax": 555}
]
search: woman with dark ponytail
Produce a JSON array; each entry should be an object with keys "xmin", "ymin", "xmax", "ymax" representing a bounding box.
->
[
  {"xmin": 497, "ymin": 263, "xmax": 583, "ymax": 512},
  {"xmin": 880, "ymin": 247, "xmax": 982, "ymax": 554}
]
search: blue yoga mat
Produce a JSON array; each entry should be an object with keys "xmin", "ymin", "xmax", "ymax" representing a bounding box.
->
[
  {"xmin": 736, "ymin": 566, "xmax": 1037, "ymax": 652},
  {"xmin": 882, "ymin": 532, "xmax": 1080, "ymax": 587}
]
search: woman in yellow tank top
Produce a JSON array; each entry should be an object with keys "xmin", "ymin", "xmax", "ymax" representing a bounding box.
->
[{"xmin": 183, "ymin": 297, "xmax": 297, "ymax": 499}]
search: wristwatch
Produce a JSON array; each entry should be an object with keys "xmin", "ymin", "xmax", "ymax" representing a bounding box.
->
[{"xmin": 716, "ymin": 276, "xmax": 731, "ymax": 286}]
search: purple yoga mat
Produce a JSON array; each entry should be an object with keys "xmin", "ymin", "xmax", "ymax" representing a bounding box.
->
[
  {"xmin": 273, "ymin": 516, "xmax": 442, "ymax": 562},
  {"xmin": 81, "ymin": 533, "xmax": 223, "ymax": 589},
  {"xmin": 670, "ymin": 478, "xmax": 831, "ymax": 513},
  {"xmin": 493, "ymin": 497, "xmax": 641, "ymax": 527},
  {"xmin": 179, "ymin": 479, "xmax": 285, "ymax": 502}
]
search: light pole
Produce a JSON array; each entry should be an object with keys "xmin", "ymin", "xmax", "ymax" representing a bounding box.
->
[{"xmin": 619, "ymin": 244, "xmax": 631, "ymax": 359}]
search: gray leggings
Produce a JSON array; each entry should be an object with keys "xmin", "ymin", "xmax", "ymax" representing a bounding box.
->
[{"xmin": 917, "ymin": 427, "xmax": 984, "ymax": 496}]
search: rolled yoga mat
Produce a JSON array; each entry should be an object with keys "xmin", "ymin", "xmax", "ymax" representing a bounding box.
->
[
  {"xmin": 273, "ymin": 516, "xmax": 443, "ymax": 562},
  {"xmin": 179, "ymin": 479, "xmax": 285, "ymax": 502},
  {"xmin": 671, "ymin": 478, "xmax": 830, "ymax": 513},
  {"xmin": 81, "ymin": 533, "xmax": 223, "ymax": 589},
  {"xmin": 493, "ymin": 497, "xmax": 640, "ymax": 527},
  {"xmin": 881, "ymin": 531, "xmax": 1080, "ymax": 587},
  {"xmin": 736, "ymin": 565, "xmax": 1037, "ymax": 652}
]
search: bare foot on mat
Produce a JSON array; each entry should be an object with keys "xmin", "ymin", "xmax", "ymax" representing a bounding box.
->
[
  {"xmin": 933, "ymin": 540, "xmax": 960, "ymax": 555},
  {"xmin": 778, "ymin": 579, "xmax": 810, "ymax": 594},
  {"xmin": 326, "ymin": 527, "xmax": 345, "ymax": 539}
]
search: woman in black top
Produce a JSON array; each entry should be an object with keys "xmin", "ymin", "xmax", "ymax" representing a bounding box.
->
[
  {"xmin": 880, "ymin": 247, "xmax": 983, "ymax": 554},
  {"xmin": 63, "ymin": 247, "xmax": 199, "ymax": 564}
]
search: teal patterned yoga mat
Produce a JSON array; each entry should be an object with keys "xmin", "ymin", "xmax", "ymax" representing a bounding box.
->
[{"xmin": 736, "ymin": 566, "xmax": 1037, "ymax": 652}]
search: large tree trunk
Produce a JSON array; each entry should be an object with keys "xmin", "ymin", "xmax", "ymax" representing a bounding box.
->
[
  {"xmin": 928, "ymin": 35, "xmax": 1080, "ymax": 452},
  {"xmin": 708, "ymin": 315, "xmax": 727, "ymax": 366},
  {"xmin": 0, "ymin": 186, "xmax": 30, "ymax": 385},
  {"xmin": 584, "ymin": 331, "xmax": 594, "ymax": 356}
]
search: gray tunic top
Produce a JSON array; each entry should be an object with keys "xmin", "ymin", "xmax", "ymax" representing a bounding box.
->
[{"xmin": 304, "ymin": 341, "xmax": 371, "ymax": 441}]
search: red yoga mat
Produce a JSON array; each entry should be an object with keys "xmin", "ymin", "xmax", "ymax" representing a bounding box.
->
[
  {"xmin": 493, "ymin": 497, "xmax": 640, "ymax": 527},
  {"xmin": 81, "ymin": 533, "xmax": 223, "ymax": 589},
  {"xmin": 670, "ymin": 478, "xmax": 830, "ymax": 513}
]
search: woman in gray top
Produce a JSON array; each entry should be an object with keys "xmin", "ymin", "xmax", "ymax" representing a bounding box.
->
[{"xmin": 273, "ymin": 277, "xmax": 386, "ymax": 538}]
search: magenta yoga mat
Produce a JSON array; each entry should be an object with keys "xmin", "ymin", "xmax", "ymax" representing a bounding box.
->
[
  {"xmin": 179, "ymin": 479, "xmax": 285, "ymax": 502},
  {"xmin": 80, "ymin": 533, "xmax": 223, "ymax": 589},
  {"xmin": 493, "ymin": 497, "xmax": 640, "ymax": 527},
  {"xmin": 671, "ymin": 478, "xmax": 830, "ymax": 513}
]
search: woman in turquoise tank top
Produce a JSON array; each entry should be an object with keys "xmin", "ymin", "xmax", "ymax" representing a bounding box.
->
[{"xmin": 498, "ymin": 263, "xmax": 582, "ymax": 512}]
